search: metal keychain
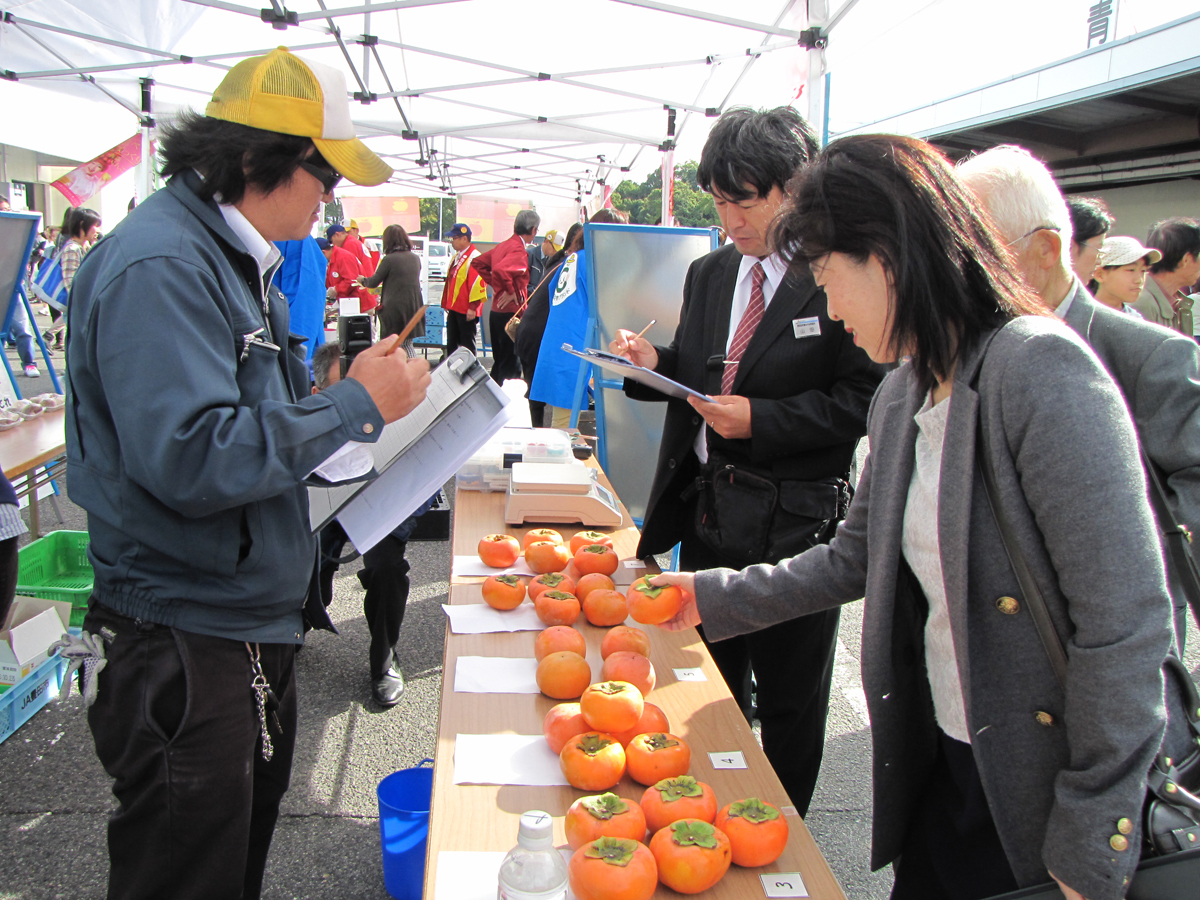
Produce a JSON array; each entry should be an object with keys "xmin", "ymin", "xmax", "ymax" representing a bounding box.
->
[{"xmin": 245, "ymin": 642, "xmax": 281, "ymax": 761}]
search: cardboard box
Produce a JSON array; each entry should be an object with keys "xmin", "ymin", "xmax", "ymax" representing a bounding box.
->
[{"xmin": 0, "ymin": 596, "xmax": 71, "ymax": 691}]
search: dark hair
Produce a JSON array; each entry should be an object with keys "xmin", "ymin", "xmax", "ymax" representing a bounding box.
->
[
  {"xmin": 1147, "ymin": 217, "xmax": 1200, "ymax": 274},
  {"xmin": 159, "ymin": 110, "xmax": 315, "ymax": 205},
  {"xmin": 696, "ymin": 107, "xmax": 819, "ymax": 202},
  {"xmin": 1066, "ymin": 197, "xmax": 1113, "ymax": 250},
  {"xmin": 382, "ymin": 224, "xmax": 412, "ymax": 254},
  {"xmin": 775, "ymin": 134, "xmax": 1047, "ymax": 393},
  {"xmin": 579, "ymin": 208, "xmax": 628, "ymax": 250},
  {"xmin": 69, "ymin": 208, "xmax": 102, "ymax": 239},
  {"xmin": 311, "ymin": 342, "xmax": 341, "ymax": 390}
]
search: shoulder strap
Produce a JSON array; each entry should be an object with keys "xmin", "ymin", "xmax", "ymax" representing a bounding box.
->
[{"xmin": 1139, "ymin": 449, "xmax": 1200, "ymax": 622}]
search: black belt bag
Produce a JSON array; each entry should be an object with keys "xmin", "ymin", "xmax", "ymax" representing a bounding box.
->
[{"xmin": 686, "ymin": 454, "xmax": 851, "ymax": 566}]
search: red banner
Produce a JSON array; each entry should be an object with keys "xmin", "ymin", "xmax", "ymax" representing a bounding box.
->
[
  {"xmin": 52, "ymin": 134, "xmax": 142, "ymax": 206},
  {"xmin": 339, "ymin": 196, "xmax": 421, "ymax": 237}
]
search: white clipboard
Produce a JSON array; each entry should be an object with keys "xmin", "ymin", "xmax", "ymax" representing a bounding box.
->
[{"xmin": 561, "ymin": 344, "xmax": 709, "ymax": 403}]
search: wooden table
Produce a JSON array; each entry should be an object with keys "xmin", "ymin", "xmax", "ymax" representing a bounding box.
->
[
  {"xmin": 425, "ymin": 464, "xmax": 847, "ymax": 899},
  {"xmin": 0, "ymin": 409, "xmax": 65, "ymax": 537}
]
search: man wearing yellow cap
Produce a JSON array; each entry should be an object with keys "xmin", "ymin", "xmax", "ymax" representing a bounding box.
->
[
  {"xmin": 65, "ymin": 48, "xmax": 431, "ymax": 900},
  {"xmin": 345, "ymin": 217, "xmax": 377, "ymax": 276}
]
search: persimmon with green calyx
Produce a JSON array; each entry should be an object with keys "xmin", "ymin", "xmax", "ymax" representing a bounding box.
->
[
  {"xmin": 625, "ymin": 732, "xmax": 691, "ymax": 786},
  {"xmin": 714, "ymin": 797, "xmax": 790, "ymax": 867},
  {"xmin": 560, "ymin": 731, "xmax": 626, "ymax": 790},
  {"xmin": 626, "ymin": 576, "xmax": 682, "ymax": 625},
  {"xmin": 481, "ymin": 574, "xmax": 526, "ymax": 610},
  {"xmin": 478, "ymin": 533, "xmax": 520, "ymax": 568},
  {"xmin": 640, "ymin": 775, "xmax": 717, "ymax": 832},
  {"xmin": 565, "ymin": 792, "xmax": 648, "ymax": 850},
  {"xmin": 569, "ymin": 836, "xmax": 657, "ymax": 900},
  {"xmin": 534, "ymin": 589, "xmax": 580, "ymax": 626},
  {"xmin": 528, "ymin": 571, "xmax": 575, "ymax": 601},
  {"xmin": 574, "ymin": 543, "xmax": 619, "ymax": 576},
  {"xmin": 580, "ymin": 680, "xmax": 644, "ymax": 734},
  {"xmin": 570, "ymin": 531, "xmax": 613, "ymax": 555},
  {"xmin": 650, "ymin": 818, "xmax": 731, "ymax": 893}
]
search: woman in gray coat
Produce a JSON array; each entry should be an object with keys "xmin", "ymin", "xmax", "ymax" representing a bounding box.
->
[
  {"xmin": 650, "ymin": 135, "xmax": 1176, "ymax": 900},
  {"xmin": 359, "ymin": 224, "xmax": 423, "ymax": 350}
]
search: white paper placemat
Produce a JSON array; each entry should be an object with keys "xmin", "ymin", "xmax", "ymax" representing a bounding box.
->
[
  {"xmin": 452, "ymin": 555, "xmax": 537, "ymax": 577},
  {"xmin": 454, "ymin": 657, "xmax": 540, "ymax": 693},
  {"xmin": 442, "ymin": 603, "xmax": 544, "ymax": 634},
  {"xmin": 454, "ymin": 734, "xmax": 570, "ymax": 786}
]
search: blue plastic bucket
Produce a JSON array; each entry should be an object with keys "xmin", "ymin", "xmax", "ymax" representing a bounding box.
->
[{"xmin": 378, "ymin": 758, "xmax": 434, "ymax": 900}]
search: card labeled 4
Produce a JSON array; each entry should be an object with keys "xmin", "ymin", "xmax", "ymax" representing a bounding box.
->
[
  {"xmin": 760, "ymin": 872, "xmax": 808, "ymax": 897},
  {"xmin": 792, "ymin": 316, "xmax": 821, "ymax": 339},
  {"xmin": 708, "ymin": 750, "xmax": 747, "ymax": 769}
]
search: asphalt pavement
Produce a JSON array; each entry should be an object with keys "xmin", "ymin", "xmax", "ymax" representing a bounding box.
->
[{"xmin": 0, "ymin": 320, "xmax": 1196, "ymax": 900}]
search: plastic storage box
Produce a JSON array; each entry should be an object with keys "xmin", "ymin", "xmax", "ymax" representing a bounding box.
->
[
  {"xmin": 456, "ymin": 428, "xmax": 577, "ymax": 492},
  {"xmin": 0, "ymin": 651, "xmax": 66, "ymax": 745},
  {"xmin": 16, "ymin": 531, "xmax": 94, "ymax": 627}
]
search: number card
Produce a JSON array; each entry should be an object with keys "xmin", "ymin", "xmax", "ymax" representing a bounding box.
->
[
  {"xmin": 708, "ymin": 750, "xmax": 747, "ymax": 769},
  {"xmin": 672, "ymin": 667, "xmax": 707, "ymax": 682},
  {"xmin": 622, "ymin": 559, "xmax": 647, "ymax": 569},
  {"xmin": 780, "ymin": 805, "xmax": 799, "ymax": 817},
  {"xmin": 760, "ymin": 873, "xmax": 808, "ymax": 897}
]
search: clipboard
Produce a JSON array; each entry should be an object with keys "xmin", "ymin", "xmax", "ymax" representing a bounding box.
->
[
  {"xmin": 560, "ymin": 344, "xmax": 709, "ymax": 403},
  {"xmin": 308, "ymin": 348, "xmax": 513, "ymax": 545}
]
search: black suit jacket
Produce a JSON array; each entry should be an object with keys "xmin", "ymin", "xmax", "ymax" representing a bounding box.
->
[{"xmin": 628, "ymin": 243, "xmax": 885, "ymax": 558}]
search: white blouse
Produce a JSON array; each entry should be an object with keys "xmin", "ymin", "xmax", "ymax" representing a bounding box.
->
[{"xmin": 901, "ymin": 392, "xmax": 972, "ymax": 744}]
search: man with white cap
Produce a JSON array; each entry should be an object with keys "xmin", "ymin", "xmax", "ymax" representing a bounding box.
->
[
  {"xmin": 1090, "ymin": 235, "xmax": 1160, "ymax": 315},
  {"xmin": 65, "ymin": 47, "xmax": 431, "ymax": 899}
]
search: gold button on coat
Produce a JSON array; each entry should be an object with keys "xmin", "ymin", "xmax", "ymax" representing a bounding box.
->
[
  {"xmin": 362, "ymin": 422, "xmax": 374, "ymax": 434},
  {"xmin": 1110, "ymin": 834, "xmax": 1129, "ymax": 852},
  {"xmin": 1034, "ymin": 711, "xmax": 1054, "ymax": 726},
  {"xmin": 996, "ymin": 596, "xmax": 1020, "ymax": 615},
  {"xmin": 1117, "ymin": 817, "xmax": 1133, "ymax": 835}
]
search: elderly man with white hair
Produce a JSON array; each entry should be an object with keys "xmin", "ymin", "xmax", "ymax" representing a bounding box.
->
[{"xmin": 959, "ymin": 144, "xmax": 1200, "ymax": 648}]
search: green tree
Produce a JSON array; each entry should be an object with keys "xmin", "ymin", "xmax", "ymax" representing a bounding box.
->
[
  {"xmin": 419, "ymin": 197, "xmax": 456, "ymax": 238},
  {"xmin": 323, "ymin": 198, "xmax": 343, "ymax": 228},
  {"xmin": 610, "ymin": 162, "xmax": 717, "ymax": 227}
]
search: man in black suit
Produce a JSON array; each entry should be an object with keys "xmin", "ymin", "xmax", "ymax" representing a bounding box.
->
[{"xmin": 611, "ymin": 108, "xmax": 884, "ymax": 816}]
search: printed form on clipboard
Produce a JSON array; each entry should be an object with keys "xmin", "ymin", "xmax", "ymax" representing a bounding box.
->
[
  {"xmin": 560, "ymin": 344, "xmax": 709, "ymax": 403},
  {"xmin": 307, "ymin": 348, "xmax": 516, "ymax": 552}
]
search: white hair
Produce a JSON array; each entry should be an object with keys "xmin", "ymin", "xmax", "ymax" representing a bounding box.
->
[{"xmin": 957, "ymin": 145, "xmax": 1073, "ymax": 271}]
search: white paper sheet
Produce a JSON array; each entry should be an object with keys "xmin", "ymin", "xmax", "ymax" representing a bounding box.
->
[
  {"xmin": 454, "ymin": 657, "xmax": 540, "ymax": 693},
  {"xmin": 452, "ymin": 555, "xmax": 537, "ymax": 577},
  {"xmin": 442, "ymin": 603, "xmax": 545, "ymax": 634},
  {"xmin": 454, "ymin": 734, "xmax": 571, "ymax": 786},
  {"xmin": 434, "ymin": 851, "xmax": 578, "ymax": 900}
]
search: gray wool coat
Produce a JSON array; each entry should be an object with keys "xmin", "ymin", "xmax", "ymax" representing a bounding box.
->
[{"xmin": 695, "ymin": 316, "xmax": 1176, "ymax": 900}]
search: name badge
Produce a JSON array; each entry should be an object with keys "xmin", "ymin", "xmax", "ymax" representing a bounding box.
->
[{"xmin": 792, "ymin": 316, "xmax": 821, "ymax": 338}]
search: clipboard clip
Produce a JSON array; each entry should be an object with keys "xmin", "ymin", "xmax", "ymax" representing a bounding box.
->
[{"xmin": 447, "ymin": 349, "xmax": 488, "ymax": 385}]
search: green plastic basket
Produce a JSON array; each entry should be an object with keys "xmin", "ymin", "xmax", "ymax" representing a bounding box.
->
[{"xmin": 16, "ymin": 531, "xmax": 94, "ymax": 612}]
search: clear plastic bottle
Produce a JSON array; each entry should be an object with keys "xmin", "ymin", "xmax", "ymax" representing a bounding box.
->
[{"xmin": 497, "ymin": 810, "xmax": 569, "ymax": 900}]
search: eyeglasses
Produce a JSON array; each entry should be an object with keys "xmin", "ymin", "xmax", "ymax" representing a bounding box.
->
[
  {"xmin": 1006, "ymin": 225, "xmax": 1059, "ymax": 246},
  {"xmin": 298, "ymin": 160, "xmax": 342, "ymax": 194}
]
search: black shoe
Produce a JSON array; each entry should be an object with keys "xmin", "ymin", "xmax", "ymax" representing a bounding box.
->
[{"xmin": 372, "ymin": 659, "xmax": 405, "ymax": 707}]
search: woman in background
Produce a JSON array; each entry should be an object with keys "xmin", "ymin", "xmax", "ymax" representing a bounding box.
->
[{"xmin": 358, "ymin": 224, "xmax": 423, "ymax": 354}]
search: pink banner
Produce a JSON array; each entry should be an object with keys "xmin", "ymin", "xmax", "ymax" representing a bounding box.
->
[
  {"xmin": 339, "ymin": 196, "xmax": 421, "ymax": 237},
  {"xmin": 456, "ymin": 195, "xmax": 532, "ymax": 244},
  {"xmin": 53, "ymin": 134, "xmax": 142, "ymax": 206}
]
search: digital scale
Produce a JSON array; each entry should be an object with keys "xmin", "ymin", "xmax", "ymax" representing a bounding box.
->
[{"xmin": 503, "ymin": 462, "xmax": 623, "ymax": 527}]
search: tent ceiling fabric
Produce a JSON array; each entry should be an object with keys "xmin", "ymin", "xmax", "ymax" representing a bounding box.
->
[{"xmin": 0, "ymin": 0, "xmax": 813, "ymax": 200}]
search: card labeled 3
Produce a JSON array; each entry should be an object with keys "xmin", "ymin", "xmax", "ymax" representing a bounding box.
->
[
  {"xmin": 792, "ymin": 316, "xmax": 820, "ymax": 339},
  {"xmin": 708, "ymin": 750, "xmax": 747, "ymax": 769},
  {"xmin": 760, "ymin": 873, "xmax": 808, "ymax": 897}
]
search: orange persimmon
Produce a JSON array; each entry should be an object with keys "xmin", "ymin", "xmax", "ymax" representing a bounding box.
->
[
  {"xmin": 575, "ymin": 572, "xmax": 616, "ymax": 604},
  {"xmin": 536, "ymin": 650, "xmax": 592, "ymax": 700},
  {"xmin": 714, "ymin": 798, "xmax": 790, "ymax": 867},
  {"xmin": 569, "ymin": 837, "xmax": 657, "ymax": 900},
  {"xmin": 569, "ymin": 531, "xmax": 613, "ymax": 555},
  {"xmin": 560, "ymin": 732, "xmax": 626, "ymax": 791},
  {"xmin": 481, "ymin": 574, "xmax": 526, "ymax": 610},
  {"xmin": 601, "ymin": 650, "xmax": 656, "ymax": 696},
  {"xmin": 478, "ymin": 534, "xmax": 520, "ymax": 568},
  {"xmin": 626, "ymin": 576, "xmax": 683, "ymax": 625},
  {"xmin": 528, "ymin": 571, "xmax": 575, "ymax": 600},
  {"xmin": 574, "ymin": 544, "xmax": 619, "ymax": 577},
  {"xmin": 600, "ymin": 626, "xmax": 650, "ymax": 660},
  {"xmin": 580, "ymin": 681, "xmax": 644, "ymax": 734},
  {"xmin": 526, "ymin": 540, "xmax": 572, "ymax": 574},
  {"xmin": 625, "ymin": 732, "xmax": 691, "ymax": 786},
  {"xmin": 523, "ymin": 528, "xmax": 564, "ymax": 550},
  {"xmin": 650, "ymin": 819, "xmax": 732, "ymax": 894},
  {"xmin": 544, "ymin": 702, "xmax": 591, "ymax": 755},
  {"xmin": 641, "ymin": 776, "xmax": 718, "ymax": 833},
  {"xmin": 534, "ymin": 589, "xmax": 581, "ymax": 626},
  {"xmin": 535, "ymin": 625, "xmax": 586, "ymax": 661},
  {"xmin": 582, "ymin": 589, "xmax": 628, "ymax": 627},
  {"xmin": 610, "ymin": 702, "xmax": 671, "ymax": 748},
  {"xmin": 565, "ymin": 793, "xmax": 648, "ymax": 850}
]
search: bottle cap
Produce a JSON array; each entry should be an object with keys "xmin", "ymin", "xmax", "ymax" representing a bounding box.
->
[{"xmin": 517, "ymin": 810, "xmax": 555, "ymax": 849}]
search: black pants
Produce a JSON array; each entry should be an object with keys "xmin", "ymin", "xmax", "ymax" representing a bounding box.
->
[
  {"xmin": 318, "ymin": 523, "xmax": 411, "ymax": 679},
  {"xmin": 488, "ymin": 311, "xmax": 520, "ymax": 383},
  {"xmin": 523, "ymin": 360, "xmax": 546, "ymax": 426},
  {"xmin": 891, "ymin": 730, "xmax": 1019, "ymax": 900},
  {"xmin": 83, "ymin": 602, "xmax": 297, "ymax": 900},
  {"xmin": 445, "ymin": 310, "xmax": 477, "ymax": 357},
  {"xmin": 0, "ymin": 535, "xmax": 19, "ymax": 628},
  {"xmin": 680, "ymin": 530, "xmax": 840, "ymax": 818}
]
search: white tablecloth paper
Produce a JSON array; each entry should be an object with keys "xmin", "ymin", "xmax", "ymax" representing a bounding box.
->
[
  {"xmin": 435, "ymin": 850, "xmax": 578, "ymax": 900},
  {"xmin": 453, "ymin": 734, "xmax": 570, "ymax": 786},
  {"xmin": 452, "ymin": 555, "xmax": 537, "ymax": 577},
  {"xmin": 442, "ymin": 603, "xmax": 544, "ymax": 634},
  {"xmin": 454, "ymin": 657, "xmax": 540, "ymax": 693}
]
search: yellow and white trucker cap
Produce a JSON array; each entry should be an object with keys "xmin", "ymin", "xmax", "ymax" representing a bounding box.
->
[{"xmin": 206, "ymin": 47, "xmax": 392, "ymax": 187}]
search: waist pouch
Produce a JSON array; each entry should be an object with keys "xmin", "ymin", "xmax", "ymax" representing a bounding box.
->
[{"xmin": 685, "ymin": 453, "xmax": 851, "ymax": 565}]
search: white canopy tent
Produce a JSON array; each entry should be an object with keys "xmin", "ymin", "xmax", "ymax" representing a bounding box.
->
[{"xmin": 0, "ymin": 0, "xmax": 860, "ymax": 214}]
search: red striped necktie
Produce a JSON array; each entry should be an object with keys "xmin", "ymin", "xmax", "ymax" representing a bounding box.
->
[{"xmin": 722, "ymin": 261, "xmax": 766, "ymax": 395}]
